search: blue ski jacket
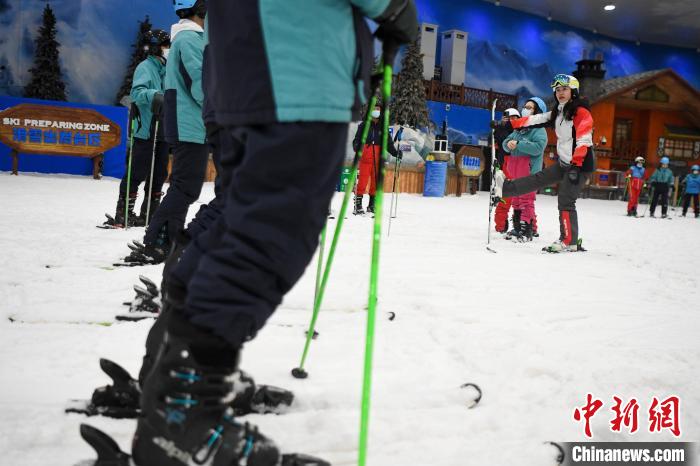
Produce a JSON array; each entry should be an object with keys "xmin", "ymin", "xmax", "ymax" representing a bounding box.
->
[{"xmin": 682, "ymin": 173, "xmax": 700, "ymax": 194}]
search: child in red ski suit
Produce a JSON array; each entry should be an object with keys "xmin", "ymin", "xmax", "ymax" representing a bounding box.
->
[
  {"xmin": 352, "ymin": 104, "xmax": 398, "ymax": 215},
  {"xmin": 626, "ymin": 157, "xmax": 646, "ymax": 216}
]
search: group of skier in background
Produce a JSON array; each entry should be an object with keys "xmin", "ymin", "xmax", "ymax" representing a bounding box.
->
[{"xmin": 625, "ymin": 156, "xmax": 700, "ymax": 218}]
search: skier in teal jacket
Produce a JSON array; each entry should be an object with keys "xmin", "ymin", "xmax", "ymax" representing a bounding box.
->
[
  {"xmin": 648, "ymin": 156, "xmax": 674, "ymax": 217},
  {"xmin": 502, "ymin": 97, "xmax": 548, "ymax": 240},
  {"xmin": 135, "ymin": 0, "xmax": 209, "ymax": 263},
  {"xmin": 103, "ymin": 29, "xmax": 170, "ymax": 228}
]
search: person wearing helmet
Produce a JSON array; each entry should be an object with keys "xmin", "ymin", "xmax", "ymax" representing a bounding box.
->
[
  {"xmin": 494, "ymin": 108, "xmax": 520, "ymax": 234},
  {"xmin": 625, "ymin": 156, "xmax": 647, "ymax": 216},
  {"xmin": 491, "ymin": 74, "xmax": 595, "ymax": 253},
  {"xmin": 128, "ymin": 1, "xmax": 419, "ymax": 465},
  {"xmin": 131, "ymin": 0, "xmax": 208, "ymax": 264},
  {"xmin": 680, "ymin": 164, "xmax": 700, "ymax": 217},
  {"xmin": 103, "ymin": 29, "xmax": 171, "ymax": 228},
  {"xmin": 502, "ymin": 98, "xmax": 548, "ymax": 241},
  {"xmin": 648, "ymin": 156, "xmax": 674, "ymax": 218}
]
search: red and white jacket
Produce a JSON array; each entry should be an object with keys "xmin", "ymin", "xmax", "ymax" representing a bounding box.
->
[{"xmin": 510, "ymin": 102, "xmax": 594, "ymax": 169}]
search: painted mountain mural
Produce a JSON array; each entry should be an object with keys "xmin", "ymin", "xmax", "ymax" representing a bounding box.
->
[{"xmin": 0, "ymin": 0, "xmax": 697, "ymax": 106}]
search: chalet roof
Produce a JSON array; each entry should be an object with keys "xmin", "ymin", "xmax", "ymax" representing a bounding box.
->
[
  {"xmin": 591, "ymin": 68, "xmax": 700, "ymax": 105},
  {"xmin": 594, "ymin": 69, "xmax": 667, "ymax": 101}
]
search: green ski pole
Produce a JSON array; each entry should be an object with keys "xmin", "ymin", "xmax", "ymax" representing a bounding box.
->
[
  {"xmin": 291, "ymin": 93, "xmax": 381, "ymax": 379},
  {"xmin": 358, "ymin": 43, "xmax": 397, "ymax": 466},
  {"xmin": 123, "ymin": 117, "xmax": 137, "ymax": 229},
  {"xmin": 306, "ymin": 224, "xmax": 327, "ymax": 340}
]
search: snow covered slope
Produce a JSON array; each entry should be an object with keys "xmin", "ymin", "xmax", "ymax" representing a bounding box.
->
[{"xmin": 0, "ymin": 172, "xmax": 698, "ymax": 465}]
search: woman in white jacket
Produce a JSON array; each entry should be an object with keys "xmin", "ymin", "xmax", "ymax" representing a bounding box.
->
[{"xmin": 492, "ymin": 74, "xmax": 595, "ymax": 253}]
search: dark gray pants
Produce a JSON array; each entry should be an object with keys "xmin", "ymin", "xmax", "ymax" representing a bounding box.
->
[{"xmin": 503, "ymin": 163, "xmax": 587, "ymax": 244}]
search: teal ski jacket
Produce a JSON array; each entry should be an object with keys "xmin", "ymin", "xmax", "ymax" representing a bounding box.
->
[
  {"xmin": 164, "ymin": 19, "xmax": 205, "ymax": 145},
  {"xmin": 649, "ymin": 167, "xmax": 674, "ymax": 185},
  {"xmin": 502, "ymin": 127, "xmax": 548, "ymax": 174},
  {"xmin": 205, "ymin": 0, "xmax": 394, "ymax": 126},
  {"xmin": 129, "ymin": 56, "xmax": 166, "ymax": 141}
]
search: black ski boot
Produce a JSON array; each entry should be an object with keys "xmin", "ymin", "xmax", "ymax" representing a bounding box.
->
[
  {"xmin": 132, "ymin": 313, "xmax": 322, "ymax": 466},
  {"xmin": 137, "ymin": 285, "xmax": 293, "ymax": 416},
  {"xmin": 505, "ymin": 210, "xmax": 522, "ymax": 240},
  {"xmin": 518, "ymin": 220, "xmax": 533, "ymax": 242},
  {"xmin": 353, "ymin": 194, "xmax": 365, "ymax": 215},
  {"xmin": 120, "ymin": 225, "xmax": 170, "ymax": 266},
  {"xmin": 160, "ymin": 229, "xmax": 192, "ymax": 292},
  {"xmin": 102, "ymin": 193, "xmax": 138, "ymax": 228},
  {"xmin": 367, "ymin": 195, "xmax": 376, "ymax": 214},
  {"xmin": 138, "ymin": 191, "xmax": 164, "ymax": 226}
]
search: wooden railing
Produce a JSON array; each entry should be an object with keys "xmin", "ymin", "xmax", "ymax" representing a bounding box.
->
[
  {"xmin": 422, "ymin": 79, "xmax": 518, "ymax": 111},
  {"xmin": 610, "ymin": 140, "xmax": 648, "ymax": 161}
]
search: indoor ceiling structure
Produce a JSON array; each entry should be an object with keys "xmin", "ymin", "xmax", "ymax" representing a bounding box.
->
[{"xmin": 488, "ymin": 0, "xmax": 700, "ymax": 50}]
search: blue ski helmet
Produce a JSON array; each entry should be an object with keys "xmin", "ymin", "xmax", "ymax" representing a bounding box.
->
[
  {"xmin": 692, "ymin": 164, "xmax": 700, "ymax": 171},
  {"xmin": 173, "ymin": 0, "xmax": 206, "ymax": 18},
  {"xmin": 173, "ymin": 0, "xmax": 197, "ymax": 11},
  {"xmin": 660, "ymin": 156, "xmax": 670, "ymax": 165},
  {"xmin": 527, "ymin": 97, "xmax": 547, "ymax": 114}
]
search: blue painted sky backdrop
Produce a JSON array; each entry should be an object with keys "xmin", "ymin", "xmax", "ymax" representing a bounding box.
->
[
  {"xmin": 0, "ymin": 0, "xmax": 698, "ymax": 106},
  {"xmin": 417, "ymin": 0, "xmax": 700, "ymax": 101}
]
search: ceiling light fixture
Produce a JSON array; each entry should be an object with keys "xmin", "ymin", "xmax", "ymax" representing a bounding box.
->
[
  {"xmin": 604, "ymin": 4, "xmax": 616, "ymax": 11},
  {"xmin": 593, "ymin": 28, "xmax": 598, "ymax": 34},
  {"xmin": 635, "ymin": 40, "xmax": 641, "ymax": 46},
  {"xmin": 547, "ymin": 12, "xmax": 552, "ymax": 21},
  {"xmin": 495, "ymin": 0, "xmax": 500, "ymax": 5}
]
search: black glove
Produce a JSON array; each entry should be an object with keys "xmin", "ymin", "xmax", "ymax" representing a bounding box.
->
[
  {"xmin": 567, "ymin": 165, "xmax": 581, "ymax": 184},
  {"xmin": 375, "ymin": 0, "xmax": 419, "ymax": 45},
  {"xmin": 151, "ymin": 92, "xmax": 164, "ymax": 116}
]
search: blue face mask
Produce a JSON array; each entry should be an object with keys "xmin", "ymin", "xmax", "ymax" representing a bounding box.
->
[
  {"xmin": 371, "ymin": 110, "xmax": 381, "ymax": 119},
  {"xmin": 521, "ymin": 108, "xmax": 532, "ymax": 117}
]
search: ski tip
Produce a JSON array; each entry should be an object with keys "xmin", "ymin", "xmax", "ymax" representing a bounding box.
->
[
  {"xmin": 387, "ymin": 311, "xmax": 396, "ymax": 321},
  {"xmin": 486, "ymin": 246, "xmax": 497, "ymax": 254},
  {"xmin": 291, "ymin": 367, "xmax": 308, "ymax": 379},
  {"xmin": 460, "ymin": 382, "xmax": 483, "ymax": 408}
]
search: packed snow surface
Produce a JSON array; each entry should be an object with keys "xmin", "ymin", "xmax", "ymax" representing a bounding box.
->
[{"xmin": 1, "ymin": 172, "xmax": 698, "ymax": 466}]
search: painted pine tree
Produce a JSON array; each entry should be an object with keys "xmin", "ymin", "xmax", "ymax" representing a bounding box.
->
[
  {"xmin": 23, "ymin": 4, "xmax": 67, "ymax": 101},
  {"xmin": 115, "ymin": 16, "xmax": 152, "ymax": 106},
  {"xmin": 390, "ymin": 36, "xmax": 429, "ymax": 127}
]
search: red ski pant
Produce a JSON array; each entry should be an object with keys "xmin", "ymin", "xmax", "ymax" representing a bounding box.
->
[
  {"xmin": 356, "ymin": 145, "xmax": 380, "ymax": 195},
  {"xmin": 627, "ymin": 178, "xmax": 644, "ymax": 213},
  {"xmin": 494, "ymin": 156, "xmax": 511, "ymax": 232}
]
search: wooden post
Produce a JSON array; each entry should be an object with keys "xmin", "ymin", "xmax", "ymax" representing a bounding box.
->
[
  {"xmin": 672, "ymin": 176, "xmax": 679, "ymax": 207},
  {"xmin": 11, "ymin": 150, "xmax": 18, "ymax": 175},
  {"xmin": 92, "ymin": 154, "xmax": 103, "ymax": 179}
]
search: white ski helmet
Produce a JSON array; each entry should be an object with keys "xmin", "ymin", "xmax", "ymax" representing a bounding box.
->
[
  {"xmin": 634, "ymin": 156, "xmax": 645, "ymax": 164},
  {"xmin": 504, "ymin": 108, "xmax": 520, "ymax": 118}
]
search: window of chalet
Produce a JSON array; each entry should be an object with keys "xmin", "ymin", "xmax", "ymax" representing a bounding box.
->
[
  {"xmin": 663, "ymin": 139, "xmax": 695, "ymax": 159},
  {"xmin": 635, "ymin": 85, "xmax": 669, "ymax": 103}
]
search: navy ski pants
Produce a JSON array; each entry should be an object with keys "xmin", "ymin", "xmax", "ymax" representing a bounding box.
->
[
  {"xmin": 143, "ymin": 142, "xmax": 209, "ymax": 246},
  {"xmin": 171, "ymin": 122, "xmax": 348, "ymax": 347}
]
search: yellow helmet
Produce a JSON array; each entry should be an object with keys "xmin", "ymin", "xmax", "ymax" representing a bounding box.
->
[{"xmin": 551, "ymin": 74, "xmax": 580, "ymax": 97}]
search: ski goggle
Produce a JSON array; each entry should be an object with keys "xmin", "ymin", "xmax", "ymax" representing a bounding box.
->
[{"xmin": 551, "ymin": 74, "xmax": 578, "ymax": 90}]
